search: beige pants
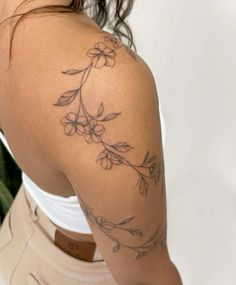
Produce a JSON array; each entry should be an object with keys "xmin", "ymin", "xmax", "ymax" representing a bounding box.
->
[{"xmin": 0, "ymin": 183, "xmax": 118, "ymax": 285}]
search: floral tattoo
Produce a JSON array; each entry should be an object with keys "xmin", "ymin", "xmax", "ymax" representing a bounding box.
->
[
  {"xmin": 77, "ymin": 190, "xmax": 166, "ymax": 260},
  {"xmin": 53, "ymin": 34, "xmax": 164, "ymax": 196}
]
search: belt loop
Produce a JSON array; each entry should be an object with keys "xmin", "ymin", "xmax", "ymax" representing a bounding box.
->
[
  {"xmin": 30, "ymin": 205, "xmax": 39, "ymax": 222},
  {"xmin": 22, "ymin": 183, "xmax": 39, "ymax": 222}
]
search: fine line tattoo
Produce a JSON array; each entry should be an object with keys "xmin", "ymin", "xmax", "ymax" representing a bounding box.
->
[
  {"xmin": 77, "ymin": 190, "xmax": 166, "ymax": 260},
  {"xmin": 53, "ymin": 34, "xmax": 164, "ymax": 196}
]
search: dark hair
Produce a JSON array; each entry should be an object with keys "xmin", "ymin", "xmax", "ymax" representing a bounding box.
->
[{"xmin": 0, "ymin": 0, "xmax": 136, "ymax": 69}]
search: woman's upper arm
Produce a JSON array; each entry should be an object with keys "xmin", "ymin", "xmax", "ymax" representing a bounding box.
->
[
  {"xmin": 12, "ymin": 25, "xmax": 171, "ymax": 284},
  {"xmin": 50, "ymin": 37, "xmax": 170, "ymax": 284}
]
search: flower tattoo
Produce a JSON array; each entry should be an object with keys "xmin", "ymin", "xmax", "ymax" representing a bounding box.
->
[
  {"xmin": 84, "ymin": 119, "xmax": 105, "ymax": 144},
  {"xmin": 53, "ymin": 34, "xmax": 164, "ymax": 196},
  {"xmin": 60, "ymin": 112, "xmax": 87, "ymax": 136},
  {"xmin": 77, "ymin": 191, "xmax": 166, "ymax": 260},
  {"xmin": 53, "ymin": 33, "xmax": 167, "ymax": 261},
  {"xmin": 87, "ymin": 42, "xmax": 116, "ymax": 68}
]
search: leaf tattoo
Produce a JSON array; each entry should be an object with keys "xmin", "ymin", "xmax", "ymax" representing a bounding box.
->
[
  {"xmin": 77, "ymin": 192, "xmax": 166, "ymax": 260},
  {"xmin": 53, "ymin": 34, "xmax": 164, "ymax": 196},
  {"xmin": 54, "ymin": 88, "xmax": 79, "ymax": 106}
]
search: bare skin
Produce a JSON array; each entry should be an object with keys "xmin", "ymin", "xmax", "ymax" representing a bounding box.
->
[
  {"xmin": 0, "ymin": 2, "xmax": 183, "ymax": 284},
  {"xmin": 0, "ymin": 8, "xmax": 101, "ymax": 243}
]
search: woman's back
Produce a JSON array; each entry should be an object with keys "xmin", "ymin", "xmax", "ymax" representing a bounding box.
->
[
  {"xmin": 0, "ymin": 7, "xmax": 182, "ymax": 285},
  {"xmin": 0, "ymin": 12, "xmax": 102, "ymax": 197}
]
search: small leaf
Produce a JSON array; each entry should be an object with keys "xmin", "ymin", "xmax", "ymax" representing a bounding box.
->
[
  {"xmin": 102, "ymin": 222, "xmax": 115, "ymax": 231},
  {"xmin": 135, "ymin": 175, "xmax": 141, "ymax": 188},
  {"xmin": 139, "ymin": 176, "xmax": 148, "ymax": 196},
  {"xmin": 112, "ymin": 142, "xmax": 133, "ymax": 153},
  {"xmin": 95, "ymin": 216, "xmax": 107, "ymax": 225},
  {"xmin": 96, "ymin": 151, "xmax": 107, "ymax": 162},
  {"xmin": 53, "ymin": 89, "xmax": 79, "ymax": 106},
  {"xmin": 113, "ymin": 243, "xmax": 120, "ymax": 253},
  {"xmin": 140, "ymin": 187, "xmax": 148, "ymax": 196},
  {"xmin": 102, "ymin": 112, "xmax": 121, "ymax": 121},
  {"xmin": 97, "ymin": 102, "xmax": 104, "ymax": 117},
  {"xmin": 61, "ymin": 69, "xmax": 85, "ymax": 75},
  {"xmin": 118, "ymin": 216, "xmax": 135, "ymax": 225},
  {"xmin": 147, "ymin": 155, "xmax": 157, "ymax": 164},
  {"xmin": 110, "ymin": 154, "xmax": 123, "ymax": 165},
  {"xmin": 136, "ymin": 251, "xmax": 148, "ymax": 259},
  {"xmin": 129, "ymin": 228, "xmax": 143, "ymax": 237},
  {"xmin": 142, "ymin": 151, "xmax": 150, "ymax": 164},
  {"xmin": 148, "ymin": 226, "xmax": 161, "ymax": 244}
]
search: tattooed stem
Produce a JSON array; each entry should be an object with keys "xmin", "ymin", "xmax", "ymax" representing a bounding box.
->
[
  {"xmin": 103, "ymin": 141, "xmax": 152, "ymax": 179},
  {"xmin": 55, "ymin": 34, "xmax": 160, "ymax": 195},
  {"xmin": 79, "ymin": 191, "xmax": 166, "ymax": 259},
  {"xmin": 54, "ymin": 34, "xmax": 166, "ymax": 260},
  {"xmin": 117, "ymin": 153, "xmax": 152, "ymax": 179},
  {"xmin": 77, "ymin": 65, "xmax": 92, "ymax": 118},
  {"xmin": 97, "ymin": 216, "xmax": 166, "ymax": 259},
  {"xmin": 79, "ymin": 93, "xmax": 90, "ymax": 122}
]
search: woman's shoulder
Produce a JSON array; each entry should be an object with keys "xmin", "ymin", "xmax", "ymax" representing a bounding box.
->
[
  {"xmin": 7, "ymin": 12, "xmax": 146, "ymax": 85},
  {"xmin": 7, "ymin": 12, "xmax": 156, "ymax": 110},
  {"xmin": 9, "ymin": 11, "xmax": 152, "ymax": 70},
  {"xmin": 5, "ymin": 13, "xmax": 159, "ymax": 165}
]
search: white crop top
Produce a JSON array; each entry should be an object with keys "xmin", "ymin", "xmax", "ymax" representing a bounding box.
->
[{"xmin": 0, "ymin": 102, "xmax": 166, "ymax": 234}]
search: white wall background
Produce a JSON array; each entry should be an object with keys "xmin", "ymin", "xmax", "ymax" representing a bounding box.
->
[{"xmin": 128, "ymin": 1, "xmax": 236, "ymax": 284}]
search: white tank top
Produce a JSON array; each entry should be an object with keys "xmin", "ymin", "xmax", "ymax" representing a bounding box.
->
[{"xmin": 0, "ymin": 102, "xmax": 166, "ymax": 234}]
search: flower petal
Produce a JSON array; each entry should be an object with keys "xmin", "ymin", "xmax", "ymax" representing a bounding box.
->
[
  {"xmin": 66, "ymin": 112, "xmax": 78, "ymax": 122},
  {"xmin": 60, "ymin": 116, "xmax": 69, "ymax": 126},
  {"xmin": 92, "ymin": 56, "xmax": 106, "ymax": 69},
  {"xmin": 101, "ymin": 157, "xmax": 113, "ymax": 170},
  {"xmin": 104, "ymin": 36, "xmax": 120, "ymax": 49},
  {"xmin": 94, "ymin": 42, "xmax": 107, "ymax": 51},
  {"xmin": 87, "ymin": 48, "xmax": 102, "ymax": 57},
  {"xmin": 94, "ymin": 124, "xmax": 105, "ymax": 135},
  {"xmin": 106, "ymin": 57, "xmax": 115, "ymax": 67},
  {"xmin": 85, "ymin": 134, "xmax": 93, "ymax": 143},
  {"xmin": 97, "ymin": 151, "xmax": 108, "ymax": 161},
  {"xmin": 64, "ymin": 124, "xmax": 76, "ymax": 136},
  {"xmin": 78, "ymin": 115, "xmax": 87, "ymax": 126},
  {"xmin": 92, "ymin": 133, "xmax": 101, "ymax": 143},
  {"xmin": 103, "ymin": 48, "xmax": 115, "ymax": 58},
  {"xmin": 90, "ymin": 119, "xmax": 97, "ymax": 128},
  {"xmin": 84, "ymin": 125, "xmax": 91, "ymax": 134},
  {"xmin": 76, "ymin": 125, "xmax": 85, "ymax": 135}
]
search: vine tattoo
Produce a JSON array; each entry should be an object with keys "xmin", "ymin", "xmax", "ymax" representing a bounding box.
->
[
  {"xmin": 77, "ymin": 190, "xmax": 166, "ymax": 260},
  {"xmin": 53, "ymin": 34, "xmax": 164, "ymax": 196},
  {"xmin": 52, "ymin": 34, "xmax": 167, "ymax": 259}
]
